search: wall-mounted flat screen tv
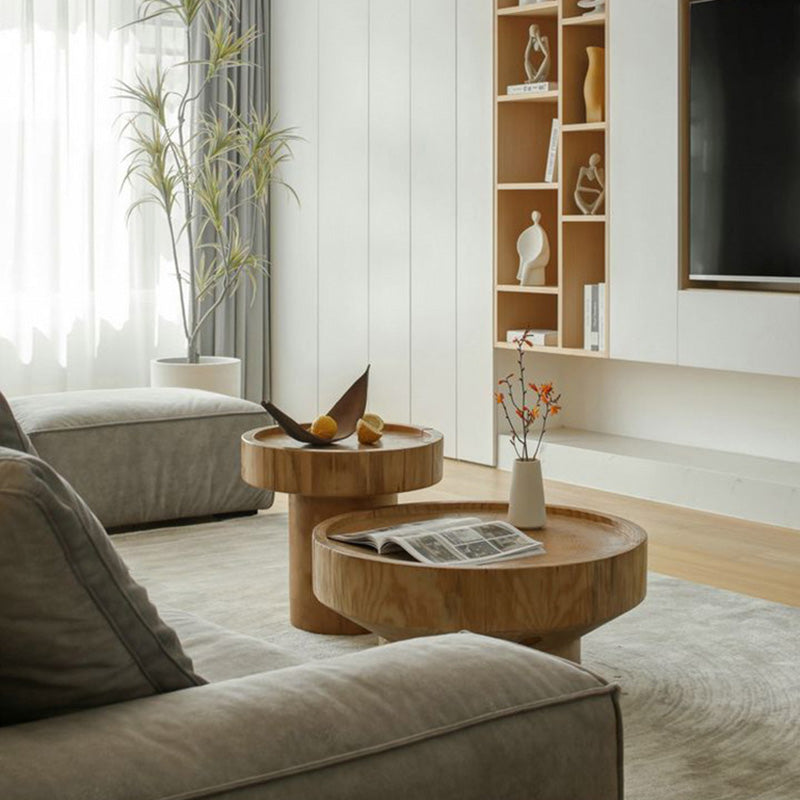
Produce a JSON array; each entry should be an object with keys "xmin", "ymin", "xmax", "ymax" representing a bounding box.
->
[{"xmin": 688, "ymin": 0, "xmax": 800, "ymax": 283}]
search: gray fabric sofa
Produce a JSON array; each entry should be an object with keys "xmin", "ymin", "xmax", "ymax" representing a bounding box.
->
[
  {"xmin": 0, "ymin": 612, "xmax": 624, "ymax": 800},
  {"xmin": 9, "ymin": 387, "xmax": 273, "ymax": 527},
  {"xmin": 0, "ymin": 393, "xmax": 624, "ymax": 799}
]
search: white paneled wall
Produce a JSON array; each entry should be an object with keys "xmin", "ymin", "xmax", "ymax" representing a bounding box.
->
[
  {"xmin": 270, "ymin": 0, "xmax": 494, "ymax": 463},
  {"xmin": 270, "ymin": 0, "xmax": 319, "ymax": 424}
]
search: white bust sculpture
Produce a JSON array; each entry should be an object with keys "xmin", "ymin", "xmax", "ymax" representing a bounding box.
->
[
  {"xmin": 516, "ymin": 211, "xmax": 550, "ymax": 287},
  {"xmin": 578, "ymin": 0, "xmax": 606, "ymax": 15}
]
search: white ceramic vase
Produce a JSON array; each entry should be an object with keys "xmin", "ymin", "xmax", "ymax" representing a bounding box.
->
[
  {"xmin": 150, "ymin": 356, "xmax": 242, "ymax": 397},
  {"xmin": 508, "ymin": 458, "xmax": 547, "ymax": 529}
]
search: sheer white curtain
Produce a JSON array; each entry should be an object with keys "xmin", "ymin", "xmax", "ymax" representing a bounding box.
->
[{"xmin": 0, "ymin": 1, "xmax": 187, "ymax": 396}]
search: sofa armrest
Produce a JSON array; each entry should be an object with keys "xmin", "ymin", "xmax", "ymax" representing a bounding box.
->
[{"xmin": 0, "ymin": 633, "xmax": 622, "ymax": 800}]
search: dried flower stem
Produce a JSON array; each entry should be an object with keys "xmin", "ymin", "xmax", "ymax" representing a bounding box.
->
[{"xmin": 494, "ymin": 330, "xmax": 561, "ymax": 462}]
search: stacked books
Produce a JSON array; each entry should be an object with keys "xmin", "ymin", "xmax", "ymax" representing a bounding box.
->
[
  {"xmin": 506, "ymin": 329, "xmax": 558, "ymax": 347},
  {"xmin": 583, "ymin": 283, "xmax": 606, "ymax": 351},
  {"xmin": 506, "ymin": 82, "xmax": 558, "ymax": 95}
]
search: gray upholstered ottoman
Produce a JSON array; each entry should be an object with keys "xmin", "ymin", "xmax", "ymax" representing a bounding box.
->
[{"xmin": 10, "ymin": 388, "xmax": 272, "ymax": 528}]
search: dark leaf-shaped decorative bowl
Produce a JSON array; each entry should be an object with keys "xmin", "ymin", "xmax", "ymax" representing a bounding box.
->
[{"xmin": 262, "ymin": 366, "xmax": 369, "ymax": 446}]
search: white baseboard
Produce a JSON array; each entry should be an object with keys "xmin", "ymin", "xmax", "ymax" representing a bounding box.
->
[{"xmin": 497, "ymin": 428, "xmax": 800, "ymax": 529}]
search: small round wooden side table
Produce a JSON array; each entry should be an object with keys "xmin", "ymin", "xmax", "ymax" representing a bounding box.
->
[
  {"xmin": 241, "ymin": 424, "xmax": 443, "ymax": 635},
  {"xmin": 313, "ymin": 502, "xmax": 647, "ymax": 662}
]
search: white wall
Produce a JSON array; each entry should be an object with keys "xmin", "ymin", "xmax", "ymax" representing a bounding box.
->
[
  {"xmin": 270, "ymin": 0, "xmax": 494, "ymax": 463},
  {"xmin": 496, "ymin": 349, "xmax": 800, "ymax": 464},
  {"xmin": 271, "ymin": 0, "xmax": 799, "ymax": 482},
  {"xmin": 609, "ymin": 0, "xmax": 800, "ymax": 378}
]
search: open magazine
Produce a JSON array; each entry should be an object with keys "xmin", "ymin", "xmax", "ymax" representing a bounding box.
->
[{"xmin": 331, "ymin": 516, "xmax": 545, "ymax": 566}]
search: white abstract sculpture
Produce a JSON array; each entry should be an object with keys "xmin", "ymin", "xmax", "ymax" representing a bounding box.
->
[
  {"xmin": 516, "ymin": 211, "xmax": 550, "ymax": 286},
  {"xmin": 574, "ymin": 153, "xmax": 605, "ymax": 215},
  {"xmin": 577, "ymin": 0, "xmax": 605, "ymax": 15},
  {"xmin": 524, "ymin": 25, "xmax": 551, "ymax": 84}
]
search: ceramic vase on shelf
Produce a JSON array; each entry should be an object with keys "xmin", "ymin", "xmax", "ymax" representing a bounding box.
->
[
  {"xmin": 508, "ymin": 458, "xmax": 547, "ymax": 530},
  {"xmin": 583, "ymin": 46, "xmax": 605, "ymax": 123}
]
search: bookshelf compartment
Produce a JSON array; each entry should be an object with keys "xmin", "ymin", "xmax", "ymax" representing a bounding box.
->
[
  {"xmin": 497, "ymin": 103, "xmax": 559, "ymax": 184},
  {"xmin": 496, "ymin": 293, "xmax": 559, "ymax": 344},
  {"xmin": 493, "ymin": 0, "xmax": 609, "ymax": 364},
  {"xmin": 561, "ymin": 129, "xmax": 606, "ymax": 216},
  {"xmin": 561, "ymin": 24, "xmax": 605, "ymax": 126},
  {"xmin": 497, "ymin": 190, "xmax": 558, "ymax": 287},
  {"xmin": 497, "ymin": 16, "xmax": 559, "ymax": 97},
  {"xmin": 497, "ymin": 1, "xmax": 559, "ymax": 17},
  {"xmin": 561, "ymin": 222, "xmax": 606, "ymax": 349},
  {"xmin": 562, "ymin": 12, "xmax": 606, "ymax": 27},
  {"xmin": 561, "ymin": 0, "xmax": 604, "ymax": 20}
]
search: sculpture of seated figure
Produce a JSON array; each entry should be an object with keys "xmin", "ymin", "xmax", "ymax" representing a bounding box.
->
[
  {"xmin": 524, "ymin": 24, "xmax": 550, "ymax": 84},
  {"xmin": 574, "ymin": 153, "xmax": 605, "ymax": 215}
]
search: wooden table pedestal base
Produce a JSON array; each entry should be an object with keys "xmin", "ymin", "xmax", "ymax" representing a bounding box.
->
[
  {"xmin": 289, "ymin": 493, "xmax": 397, "ymax": 634},
  {"xmin": 377, "ymin": 633, "xmax": 581, "ymax": 662}
]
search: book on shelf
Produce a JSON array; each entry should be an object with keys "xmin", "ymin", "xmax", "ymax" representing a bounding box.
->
[
  {"xmin": 583, "ymin": 283, "xmax": 606, "ymax": 351},
  {"xmin": 599, "ymin": 283, "xmax": 606, "ymax": 348},
  {"xmin": 544, "ymin": 118, "xmax": 560, "ymax": 183},
  {"xmin": 506, "ymin": 328, "xmax": 558, "ymax": 346},
  {"xmin": 506, "ymin": 81, "xmax": 558, "ymax": 95},
  {"xmin": 331, "ymin": 516, "xmax": 545, "ymax": 566}
]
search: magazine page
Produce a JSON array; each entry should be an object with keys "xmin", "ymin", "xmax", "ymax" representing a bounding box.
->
[
  {"xmin": 394, "ymin": 521, "xmax": 544, "ymax": 566},
  {"xmin": 331, "ymin": 516, "xmax": 483, "ymax": 549}
]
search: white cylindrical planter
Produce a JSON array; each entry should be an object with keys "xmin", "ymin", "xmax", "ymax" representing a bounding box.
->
[
  {"xmin": 150, "ymin": 356, "xmax": 242, "ymax": 398},
  {"xmin": 508, "ymin": 458, "xmax": 547, "ymax": 530}
]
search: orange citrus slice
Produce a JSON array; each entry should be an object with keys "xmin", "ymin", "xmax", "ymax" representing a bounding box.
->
[
  {"xmin": 357, "ymin": 414, "xmax": 384, "ymax": 445},
  {"xmin": 310, "ymin": 415, "xmax": 337, "ymax": 439},
  {"xmin": 361, "ymin": 413, "xmax": 384, "ymax": 432}
]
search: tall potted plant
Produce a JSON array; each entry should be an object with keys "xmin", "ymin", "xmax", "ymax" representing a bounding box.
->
[
  {"xmin": 495, "ymin": 331, "xmax": 561, "ymax": 528},
  {"xmin": 119, "ymin": 0, "xmax": 296, "ymax": 396}
]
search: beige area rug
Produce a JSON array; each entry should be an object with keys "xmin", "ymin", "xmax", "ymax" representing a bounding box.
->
[{"xmin": 114, "ymin": 512, "xmax": 800, "ymax": 800}]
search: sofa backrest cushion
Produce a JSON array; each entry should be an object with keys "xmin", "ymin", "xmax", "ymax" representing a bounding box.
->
[
  {"xmin": 0, "ymin": 391, "xmax": 37, "ymax": 455},
  {"xmin": 0, "ymin": 447, "xmax": 205, "ymax": 726}
]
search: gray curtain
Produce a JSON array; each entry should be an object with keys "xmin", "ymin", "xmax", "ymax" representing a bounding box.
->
[{"xmin": 193, "ymin": 1, "xmax": 270, "ymax": 402}]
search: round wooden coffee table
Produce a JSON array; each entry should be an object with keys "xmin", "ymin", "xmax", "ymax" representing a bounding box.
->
[
  {"xmin": 241, "ymin": 425, "xmax": 443, "ymax": 635},
  {"xmin": 313, "ymin": 502, "xmax": 647, "ymax": 662}
]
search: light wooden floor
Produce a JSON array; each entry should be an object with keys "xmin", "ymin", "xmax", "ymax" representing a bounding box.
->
[{"xmin": 267, "ymin": 459, "xmax": 800, "ymax": 607}]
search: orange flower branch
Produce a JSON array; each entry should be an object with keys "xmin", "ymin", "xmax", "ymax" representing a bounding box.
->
[{"xmin": 494, "ymin": 331, "xmax": 562, "ymax": 462}]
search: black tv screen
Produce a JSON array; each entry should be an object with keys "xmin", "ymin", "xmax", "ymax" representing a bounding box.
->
[{"xmin": 689, "ymin": 0, "xmax": 800, "ymax": 282}]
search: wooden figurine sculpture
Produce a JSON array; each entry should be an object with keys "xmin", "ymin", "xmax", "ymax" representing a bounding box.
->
[
  {"xmin": 524, "ymin": 24, "xmax": 551, "ymax": 84},
  {"xmin": 516, "ymin": 211, "xmax": 550, "ymax": 287},
  {"xmin": 574, "ymin": 154, "xmax": 605, "ymax": 215}
]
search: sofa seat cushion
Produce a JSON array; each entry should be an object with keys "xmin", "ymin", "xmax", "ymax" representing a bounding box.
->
[
  {"xmin": 163, "ymin": 609, "xmax": 305, "ymax": 682},
  {"xmin": 0, "ymin": 632, "xmax": 623, "ymax": 800},
  {"xmin": 0, "ymin": 448, "xmax": 204, "ymax": 726},
  {"xmin": 10, "ymin": 387, "xmax": 272, "ymax": 528},
  {"xmin": 0, "ymin": 390, "xmax": 36, "ymax": 454}
]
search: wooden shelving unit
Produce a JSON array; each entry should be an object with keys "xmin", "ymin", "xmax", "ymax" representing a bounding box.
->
[
  {"xmin": 494, "ymin": 0, "xmax": 609, "ymax": 355},
  {"xmin": 497, "ymin": 91, "xmax": 559, "ymax": 103},
  {"xmin": 562, "ymin": 12, "xmax": 606, "ymax": 27},
  {"xmin": 497, "ymin": 1, "xmax": 560, "ymax": 18}
]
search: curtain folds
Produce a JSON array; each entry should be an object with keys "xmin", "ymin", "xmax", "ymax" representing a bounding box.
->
[
  {"xmin": 194, "ymin": 1, "xmax": 271, "ymax": 403},
  {"xmin": 0, "ymin": 1, "xmax": 188, "ymax": 396}
]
